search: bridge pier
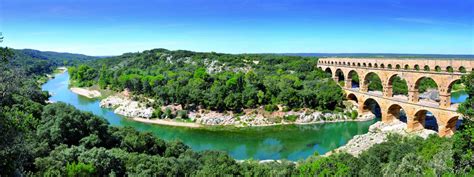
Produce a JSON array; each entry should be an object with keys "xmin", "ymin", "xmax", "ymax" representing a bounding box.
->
[
  {"xmin": 332, "ymin": 76, "xmax": 339, "ymax": 82},
  {"xmin": 360, "ymin": 85, "xmax": 368, "ymax": 92},
  {"xmin": 344, "ymin": 80, "xmax": 352, "ymax": 89},
  {"xmin": 407, "ymin": 110, "xmax": 425, "ymax": 132},
  {"xmin": 383, "ymin": 86, "xmax": 393, "ymax": 97},
  {"xmin": 439, "ymin": 94, "xmax": 451, "ymax": 109},
  {"xmin": 408, "ymin": 89, "xmax": 419, "ymax": 102}
]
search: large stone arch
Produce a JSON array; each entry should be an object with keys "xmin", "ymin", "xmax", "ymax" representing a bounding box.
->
[
  {"xmin": 439, "ymin": 116, "xmax": 458, "ymax": 137},
  {"xmin": 362, "ymin": 72, "xmax": 383, "ymax": 93},
  {"xmin": 335, "ymin": 68, "xmax": 345, "ymax": 83},
  {"xmin": 386, "ymin": 74, "xmax": 409, "ymax": 98},
  {"xmin": 412, "ymin": 76, "xmax": 440, "ymax": 103},
  {"xmin": 347, "ymin": 93, "xmax": 359, "ymax": 103},
  {"xmin": 384, "ymin": 103, "xmax": 406, "ymax": 123},
  {"xmin": 410, "ymin": 108, "xmax": 439, "ymax": 132},
  {"xmin": 446, "ymin": 79, "xmax": 462, "ymax": 94},
  {"xmin": 324, "ymin": 67, "xmax": 333, "ymax": 76},
  {"xmin": 361, "ymin": 98, "xmax": 381, "ymax": 117},
  {"xmin": 346, "ymin": 70, "xmax": 360, "ymax": 88}
]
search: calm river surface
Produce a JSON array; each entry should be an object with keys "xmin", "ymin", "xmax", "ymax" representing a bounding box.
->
[{"xmin": 41, "ymin": 72, "xmax": 466, "ymax": 161}]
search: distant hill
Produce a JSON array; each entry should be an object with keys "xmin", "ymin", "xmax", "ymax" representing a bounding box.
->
[
  {"xmin": 16, "ymin": 49, "xmax": 98, "ymax": 64},
  {"xmin": 8, "ymin": 49, "xmax": 98, "ymax": 75}
]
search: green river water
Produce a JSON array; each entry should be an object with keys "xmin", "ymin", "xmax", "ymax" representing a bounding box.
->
[{"xmin": 41, "ymin": 71, "xmax": 467, "ymax": 161}]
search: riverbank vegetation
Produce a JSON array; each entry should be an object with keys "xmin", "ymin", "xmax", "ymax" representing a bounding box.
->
[
  {"xmin": 1, "ymin": 45, "xmax": 472, "ymax": 176},
  {"xmin": 69, "ymin": 49, "xmax": 345, "ymax": 113}
]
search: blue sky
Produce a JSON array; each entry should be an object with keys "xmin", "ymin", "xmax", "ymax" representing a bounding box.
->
[{"xmin": 1, "ymin": 0, "xmax": 473, "ymax": 56}]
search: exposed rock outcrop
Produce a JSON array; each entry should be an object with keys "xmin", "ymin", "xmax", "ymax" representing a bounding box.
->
[
  {"xmin": 70, "ymin": 87, "xmax": 101, "ymax": 98},
  {"xmin": 331, "ymin": 120, "xmax": 437, "ymax": 157},
  {"xmin": 100, "ymin": 95, "xmax": 154, "ymax": 118}
]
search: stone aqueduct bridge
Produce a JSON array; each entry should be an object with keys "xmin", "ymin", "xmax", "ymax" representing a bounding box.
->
[{"xmin": 318, "ymin": 58, "xmax": 474, "ymax": 137}]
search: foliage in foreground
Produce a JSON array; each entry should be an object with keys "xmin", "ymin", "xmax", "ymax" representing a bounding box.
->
[{"xmin": 0, "ymin": 46, "xmax": 472, "ymax": 176}]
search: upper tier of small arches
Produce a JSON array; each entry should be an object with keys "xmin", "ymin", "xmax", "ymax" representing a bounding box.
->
[{"xmin": 318, "ymin": 58, "xmax": 474, "ymax": 73}]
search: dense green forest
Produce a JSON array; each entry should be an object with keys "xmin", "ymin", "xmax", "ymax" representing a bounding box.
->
[
  {"xmin": 69, "ymin": 49, "xmax": 344, "ymax": 112},
  {"xmin": 1, "ymin": 45, "xmax": 473, "ymax": 176},
  {"xmin": 8, "ymin": 49, "xmax": 97, "ymax": 76}
]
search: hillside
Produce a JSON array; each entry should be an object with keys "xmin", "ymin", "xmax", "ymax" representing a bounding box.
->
[
  {"xmin": 8, "ymin": 49, "xmax": 98, "ymax": 75},
  {"xmin": 69, "ymin": 49, "xmax": 345, "ymax": 113}
]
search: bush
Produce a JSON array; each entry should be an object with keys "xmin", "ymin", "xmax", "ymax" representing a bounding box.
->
[
  {"xmin": 264, "ymin": 104, "xmax": 279, "ymax": 112},
  {"xmin": 164, "ymin": 108, "xmax": 174, "ymax": 119},
  {"xmin": 177, "ymin": 110, "xmax": 188, "ymax": 119},
  {"xmin": 284, "ymin": 115, "xmax": 298, "ymax": 122},
  {"xmin": 152, "ymin": 108, "xmax": 163, "ymax": 119},
  {"xmin": 351, "ymin": 110, "xmax": 358, "ymax": 120}
]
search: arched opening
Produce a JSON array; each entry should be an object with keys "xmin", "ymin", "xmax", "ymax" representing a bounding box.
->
[
  {"xmin": 338, "ymin": 62, "xmax": 341, "ymax": 65},
  {"xmin": 413, "ymin": 109, "xmax": 439, "ymax": 132},
  {"xmin": 335, "ymin": 69, "xmax": 345, "ymax": 86},
  {"xmin": 363, "ymin": 72, "xmax": 383, "ymax": 95},
  {"xmin": 441, "ymin": 116, "xmax": 459, "ymax": 136},
  {"xmin": 368, "ymin": 63, "xmax": 372, "ymax": 67},
  {"xmin": 447, "ymin": 79, "xmax": 466, "ymax": 109},
  {"xmin": 363, "ymin": 63, "xmax": 367, "ymax": 67},
  {"xmin": 380, "ymin": 64, "xmax": 385, "ymax": 68},
  {"xmin": 435, "ymin": 66, "xmax": 441, "ymax": 72},
  {"xmin": 388, "ymin": 64, "xmax": 393, "ymax": 69},
  {"xmin": 324, "ymin": 68, "xmax": 333, "ymax": 77},
  {"xmin": 396, "ymin": 64, "xmax": 401, "ymax": 69},
  {"xmin": 331, "ymin": 61, "xmax": 334, "ymax": 65},
  {"xmin": 362, "ymin": 98, "xmax": 381, "ymax": 118},
  {"xmin": 388, "ymin": 74, "xmax": 408, "ymax": 99},
  {"xmin": 343, "ymin": 62, "xmax": 346, "ymax": 65},
  {"xmin": 318, "ymin": 67, "xmax": 323, "ymax": 70},
  {"xmin": 357, "ymin": 63, "xmax": 361, "ymax": 67},
  {"xmin": 415, "ymin": 77, "xmax": 439, "ymax": 106},
  {"xmin": 414, "ymin": 65, "xmax": 420, "ymax": 71},
  {"xmin": 446, "ymin": 66, "xmax": 454, "ymax": 73},
  {"xmin": 347, "ymin": 93, "xmax": 358, "ymax": 103},
  {"xmin": 347, "ymin": 70, "xmax": 360, "ymax": 89},
  {"xmin": 374, "ymin": 63, "xmax": 378, "ymax": 68},
  {"xmin": 386, "ymin": 104, "xmax": 407, "ymax": 123},
  {"xmin": 404, "ymin": 64, "xmax": 410, "ymax": 70},
  {"xmin": 424, "ymin": 65, "xmax": 430, "ymax": 71},
  {"xmin": 352, "ymin": 63, "xmax": 356, "ymax": 66},
  {"xmin": 459, "ymin": 66, "xmax": 466, "ymax": 73}
]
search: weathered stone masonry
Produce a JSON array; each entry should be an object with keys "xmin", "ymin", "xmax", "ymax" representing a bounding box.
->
[{"xmin": 318, "ymin": 58, "xmax": 474, "ymax": 137}]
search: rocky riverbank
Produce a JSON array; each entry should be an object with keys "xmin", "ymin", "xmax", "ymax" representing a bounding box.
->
[
  {"xmin": 100, "ymin": 95, "xmax": 154, "ymax": 118},
  {"xmin": 328, "ymin": 119, "xmax": 437, "ymax": 157},
  {"xmin": 70, "ymin": 87, "xmax": 102, "ymax": 98},
  {"xmin": 99, "ymin": 92, "xmax": 375, "ymax": 128}
]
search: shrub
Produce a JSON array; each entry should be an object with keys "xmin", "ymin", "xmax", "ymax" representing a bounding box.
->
[
  {"xmin": 152, "ymin": 108, "xmax": 163, "ymax": 119},
  {"xmin": 164, "ymin": 108, "xmax": 174, "ymax": 119},
  {"xmin": 177, "ymin": 110, "xmax": 188, "ymax": 119},
  {"xmin": 264, "ymin": 104, "xmax": 278, "ymax": 112},
  {"xmin": 351, "ymin": 110, "xmax": 358, "ymax": 120},
  {"xmin": 284, "ymin": 115, "xmax": 298, "ymax": 122}
]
